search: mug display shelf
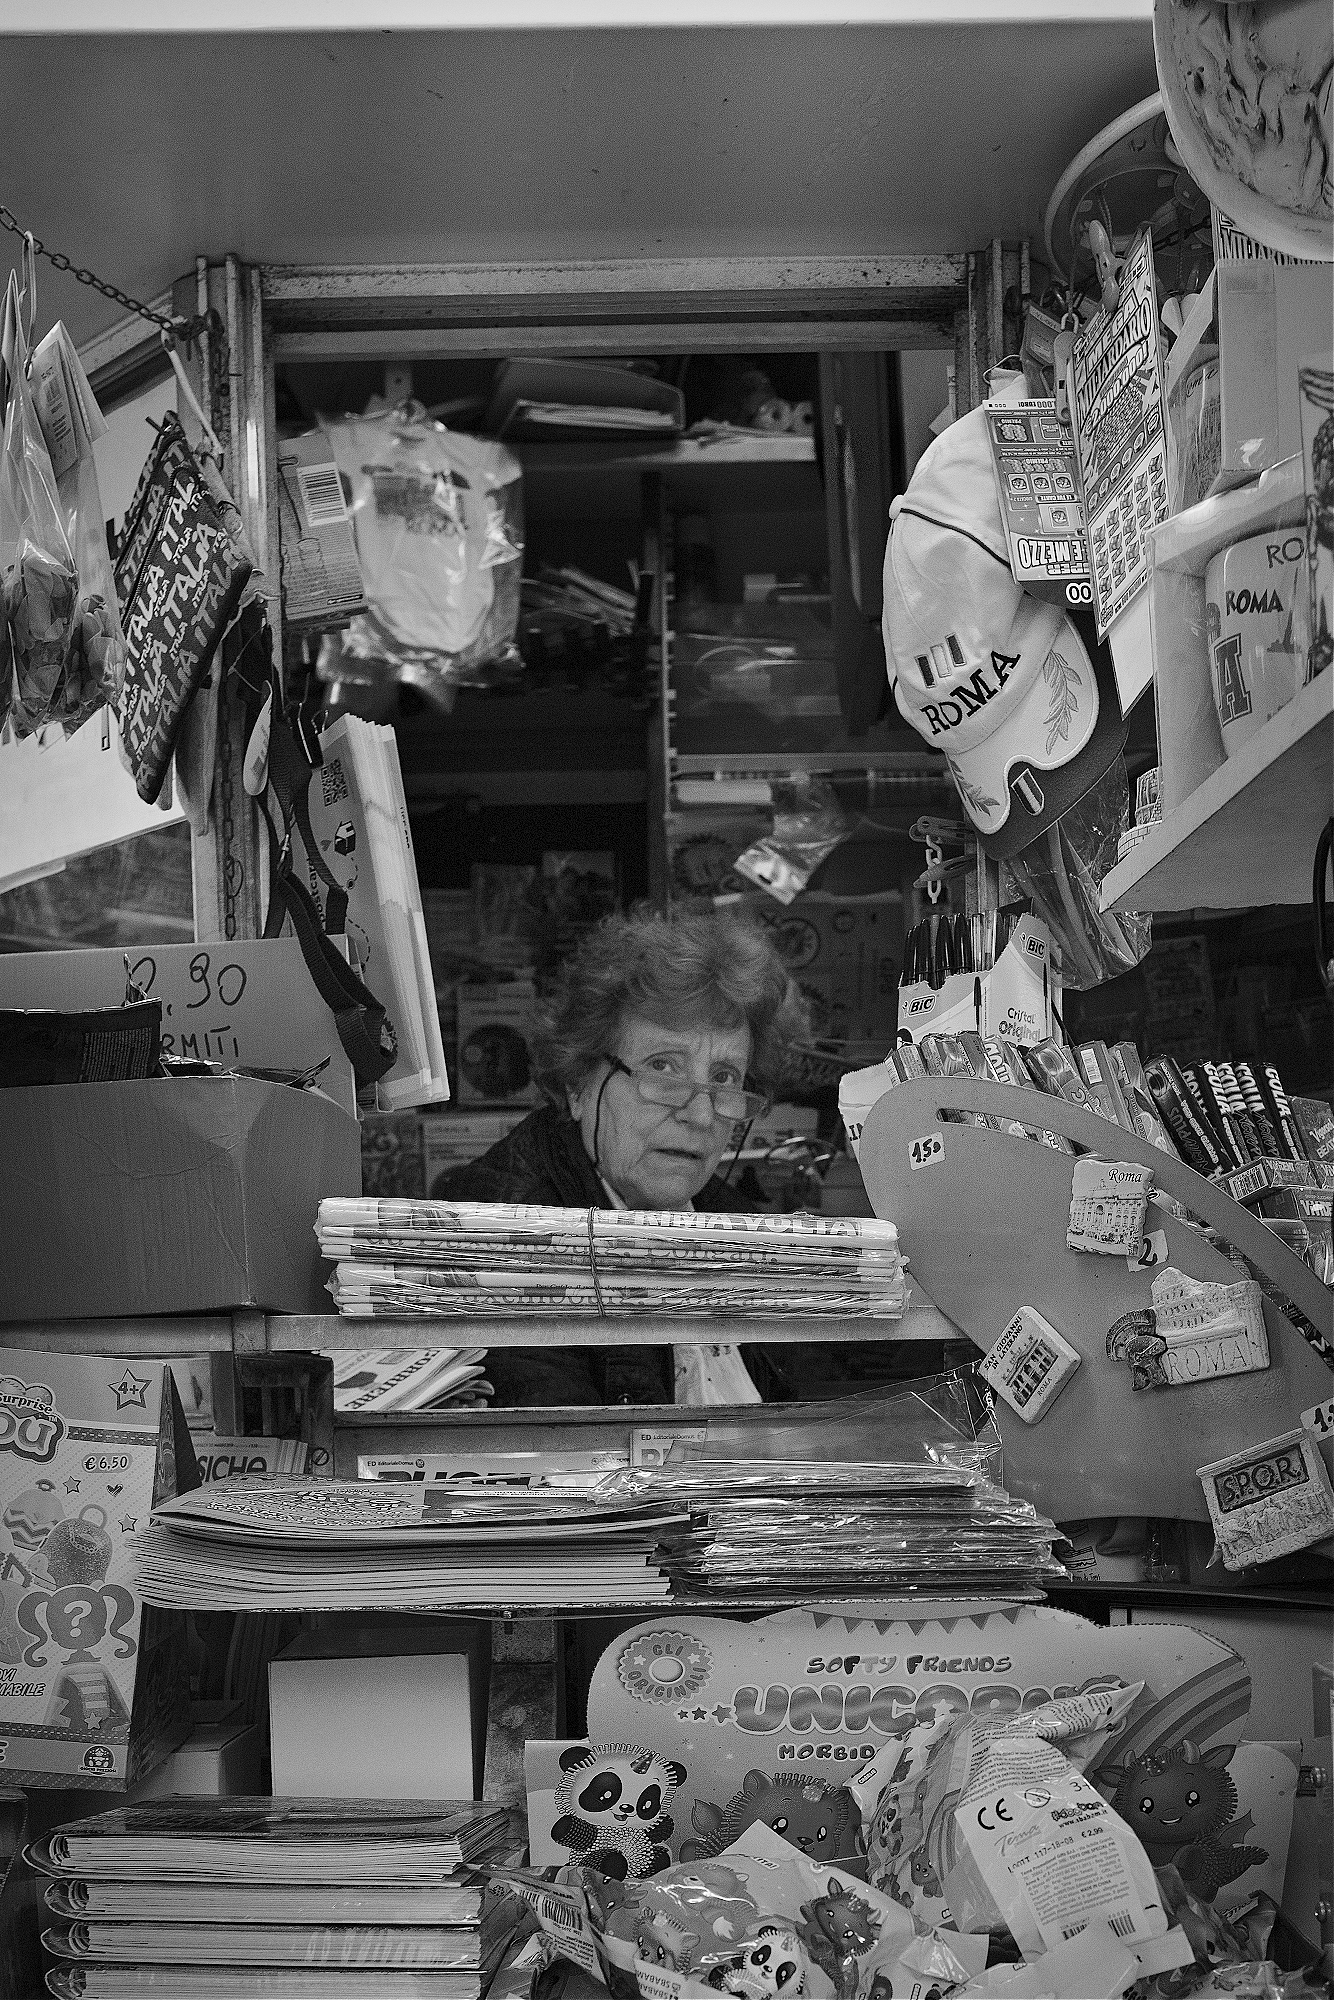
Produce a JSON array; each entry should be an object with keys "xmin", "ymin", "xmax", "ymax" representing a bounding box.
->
[{"xmin": 1102, "ymin": 669, "xmax": 1334, "ymax": 914}]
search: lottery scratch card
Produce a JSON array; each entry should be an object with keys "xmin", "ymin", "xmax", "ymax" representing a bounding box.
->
[
  {"xmin": 0, "ymin": 1349, "xmax": 192, "ymax": 1787},
  {"xmin": 984, "ymin": 399, "xmax": 1091, "ymax": 609},
  {"xmin": 1071, "ymin": 232, "xmax": 1171, "ymax": 640}
]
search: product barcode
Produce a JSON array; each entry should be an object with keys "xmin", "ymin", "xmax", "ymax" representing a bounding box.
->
[
  {"xmin": 321, "ymin": 759, "xmax": 350, "ymax": 809},
  {"xmin": 298, "ymin": 462, "xmax": 349, "ymax": 528},
  {"xmin": 1060, "ymin": 1922, "xmax": 1088, "ymax": 1942},
  {"xmin": 1108, "ymin": 1912, "xmax": 1136, "ymax": 1939}
]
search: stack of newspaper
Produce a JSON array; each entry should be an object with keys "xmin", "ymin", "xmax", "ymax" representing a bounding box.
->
[
  {"xmin": 32, "ymin": 1799, "xmax": 521, "ymax": 1999},
  {"xmin": 330, "ymin": 1348, "xmax": 493, "ymax": 1415},
  {"xmin": 135, "ymin": 1476, "xmax": 684, "ymax": 1610},
  {"xmin": 315, "ymin": 1200, "xmax": 908, "ymax": 1319}
]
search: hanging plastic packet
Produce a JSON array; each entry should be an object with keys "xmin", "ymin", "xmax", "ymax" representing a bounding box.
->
[
  {"xmin": 733, "ymin": 778, "xmax": 852, "ymax": 904},
  {"xmin": 1001, "ymin": 760, "xmax": 1150, "ymax": 990},
  {"xmin": 316, "ymin": 401, "xmax": 524, "ymax": 705},
  {"xmin": 0, "ymin": 261, "xmax": 125, "ymax": 735}
]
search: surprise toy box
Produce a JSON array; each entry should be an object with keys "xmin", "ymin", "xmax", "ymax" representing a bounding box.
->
[
  {"xmin": 0, "ymin": 1349, "xmax": 195, "ymax": 1789},
  {"xmin": 575, "ymin": 1605, "xmax": 1287, "ymax": 1917}
]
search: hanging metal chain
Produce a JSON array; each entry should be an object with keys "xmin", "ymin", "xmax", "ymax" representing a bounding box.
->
[{"xmin": 0, "ymin": 202, "xmax": 213, "ymax": 341}]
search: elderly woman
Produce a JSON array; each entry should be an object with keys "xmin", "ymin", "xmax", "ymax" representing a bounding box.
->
[{"xmin": 434, "ymin": 906, "xmax": 807, "ymax": 1402}]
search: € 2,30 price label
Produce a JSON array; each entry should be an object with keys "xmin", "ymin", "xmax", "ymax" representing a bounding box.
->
[
  {"xmin": 909, "ymin": 1133, "xmax": 945, "ymax": 1171},
  {"xmin": 1300, "ymin": 1398, "xmax": 1334, "ymax": 1440}
]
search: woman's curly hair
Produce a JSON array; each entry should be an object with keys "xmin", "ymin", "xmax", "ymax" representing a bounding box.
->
[{"xmin": 531, "ymin": 907, "xmax": 809, "ymax": 1103}]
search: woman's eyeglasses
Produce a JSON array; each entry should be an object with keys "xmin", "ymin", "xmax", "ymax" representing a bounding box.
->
[{"xmin": 605, "ymin": 1054, "xmax": 769, "ymax": 1121}]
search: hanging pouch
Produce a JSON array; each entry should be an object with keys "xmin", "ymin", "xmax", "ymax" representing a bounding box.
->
[
  {"xmin": 113, "ymin": 410, "xmax": 251, "ymax": 803},
  {"xmin": 230, "ymin": 609, "xmax": 397, "ymax": 1094}
]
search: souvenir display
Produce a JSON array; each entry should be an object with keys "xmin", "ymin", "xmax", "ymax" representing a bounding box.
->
[{"xmin": 2, "ymin": 22, "xmax": 1332, "ymax": 2000}]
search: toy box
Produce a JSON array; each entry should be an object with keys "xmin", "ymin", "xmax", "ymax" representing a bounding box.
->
[
  {"xmin": 0, "ymin": 1350, "xmax": 194, "ymax": 1789},
  {"xmin": 583, "ymin": 1605, "xmax": 1260, "ymax": 1884}
]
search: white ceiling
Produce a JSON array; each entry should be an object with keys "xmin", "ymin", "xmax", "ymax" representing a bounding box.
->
[{"xmin": 0, "ymin": 22, "xmax": 1158, "ymax": 350}]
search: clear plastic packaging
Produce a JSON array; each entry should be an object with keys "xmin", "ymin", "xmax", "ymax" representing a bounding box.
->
[
  {"xmin": 0, "ymin": 277, "xmax": 124, "ymax": 735},
  {"xmin": 1002, "ymin": 760, "xmax": 1151, "ymax": 990},
  {"xmin": 733, "ymin": 779, "xmax": 853, "ymax": 905},
  {"xmin": 315, "ymin": 401, "xmax": 524, "ymax": 707}
]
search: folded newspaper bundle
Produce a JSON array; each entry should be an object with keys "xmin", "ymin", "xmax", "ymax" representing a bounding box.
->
[
  {"xmin": 316, "ymin": 1199, "xmax": 908, "ymax": 1320},
  {"xmin": 330, "ymin": 1347, "xmax": 493, "ymax": 1414},
  {"xmin": 32, "ymin": 1798, "xmax": 522, "ymax": 2000}
]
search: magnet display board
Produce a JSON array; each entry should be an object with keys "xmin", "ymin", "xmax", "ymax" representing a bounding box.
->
[{"xmin": 857, "ymin": 1074, "xmax": 1333, "ymax": 1525}]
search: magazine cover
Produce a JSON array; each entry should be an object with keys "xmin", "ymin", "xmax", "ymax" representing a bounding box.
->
[{"xmin": 0, "ymin": 1350, "xmax": 193, "ymax": 1788}]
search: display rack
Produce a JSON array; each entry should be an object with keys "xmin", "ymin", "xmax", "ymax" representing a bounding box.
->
[
  {"xmin": 857, "ymin": 1072, "xmax": 1333, "ymax": 1525},
  {"xmin": 1102, "ymin": 670, "xmax": 1334, "ymax": 913}
]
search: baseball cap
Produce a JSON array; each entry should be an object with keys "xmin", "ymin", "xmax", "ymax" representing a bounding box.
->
[{"xmin": 882, "ymin": 405, "xmax": 1126, "ymax": 859}]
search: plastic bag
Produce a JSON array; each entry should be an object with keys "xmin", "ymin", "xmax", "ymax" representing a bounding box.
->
[
  {"xmin": 1002, "ymin": 759, "xmax": 1151, "ymax": 990},
  {"xmin": 853, "ymin": 1685, "xmax": 1153, "ymax": 1944},
  {"xmin": 0, "ymin": 277, "xmax": 124, "ymax": 736},
  {"xmin": 542, "ymin": 1824, "xmax": 919, "ymax": 2000},
  {"xmin": 733, "ymin": 779, "xmax": 853, "ymax": 905},
  {"xmin": 315, "ymin": 400, "xmax": 524, "ymax": 706}
]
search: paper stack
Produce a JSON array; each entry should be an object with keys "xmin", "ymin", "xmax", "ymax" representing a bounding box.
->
[
  {"xmin": 301, "ymin": 716, "xmax": 450, "ymax": 1111},
  {"xmin": 315, "ymin": 1199, "xmax": 909, "ymax": 1320},
  {"xmin": 330, "ymin": 1349, "xmax": 493, "ymax": 1415},
  {"xmin": 134, "ymin": 1476, "xmax": 683, "ymax": 1611},
  {"xmin": 32, "ymin": 1798, "xmax": 520, "ymax": 2000}
]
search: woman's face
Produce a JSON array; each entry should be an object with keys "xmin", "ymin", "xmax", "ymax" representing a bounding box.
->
[{"xmin": 570, "ymin": 1013, "xmax": 753, "ymax": 1210}]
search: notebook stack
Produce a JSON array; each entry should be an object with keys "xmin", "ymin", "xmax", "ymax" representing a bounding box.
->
[{"xmin": 32, "ymin": 1799, "xmax": 521, "ymax": 2000}]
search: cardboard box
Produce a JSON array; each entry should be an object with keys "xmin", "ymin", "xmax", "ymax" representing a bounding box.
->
[
  {"xmin": 269, "ymin": 1622, "xmax": 489, "ymax": 1799},
  {"xmin": 1166, "ymin": 266, "xmax": 1334, "ymax": 500},
  {"xmin": 897, "ymin": 914, "xmax": 1051, "ymax": 1046},
  {"xmin": 0, "ymin": 940, "xmax": 358, "ymax": 1118},
  {"xmin": 0, "ymin": 1076, "xmax": 361, "ymax": 1321},
  {"xmin": 0, "ymin": 1351, "xmax": 193, "ymax": 1789},
  {"xmin": 130, "ymin": 1703, "xmax": 262, "ymax": 1800},
  {"xmin": 455, "ymin": 983, "xmax": 542, "ymax": 1108}
]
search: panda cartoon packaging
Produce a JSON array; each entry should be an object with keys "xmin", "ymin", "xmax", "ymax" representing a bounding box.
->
[{"xmin": 528, "ymin": 1739, "xmax": 689, "ymax": 1879}]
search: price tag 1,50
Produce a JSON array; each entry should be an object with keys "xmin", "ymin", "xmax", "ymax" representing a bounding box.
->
[
  {"xmin": 1300, "ymin": 1398, "xmax": 1334, "ymax": 1441},
  {"xmin": 909, "ymin": 1133, "xmax": 945, "ymax": 1170}
]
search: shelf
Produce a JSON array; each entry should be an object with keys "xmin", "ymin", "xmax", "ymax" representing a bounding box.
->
[
  {"xmin": 5, "ymin": 1300, "xmax": 957, "ymax": 1357},
  {"xmin": 514, "ymin": 434, "xmax": 816, "ymax": 475},
  {"xmin": 1102, "ymin": 670, "xmax": 1334, "ymax": 913}
]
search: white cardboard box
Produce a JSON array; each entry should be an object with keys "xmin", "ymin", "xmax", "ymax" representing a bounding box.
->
[
  {"xmin": 269, "ymin": 1625, "xmax": 487, "ymax": 1799},
  {"xmin": 130, "ymin": 1704, "xmax": 262, "ymax": 1801}
]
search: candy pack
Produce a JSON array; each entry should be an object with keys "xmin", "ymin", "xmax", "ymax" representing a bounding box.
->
[{"xmin": 0, "ymin": 1348, "xmax": 193, "ymax": 1787}]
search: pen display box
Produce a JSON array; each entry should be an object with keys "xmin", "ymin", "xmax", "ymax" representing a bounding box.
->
[{"xmin": 897, "ymin": 914, "xmax": 1052, "ymax": 1046}]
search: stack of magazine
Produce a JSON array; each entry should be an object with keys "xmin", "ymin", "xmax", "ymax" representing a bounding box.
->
[
  {"xmin": 134, "ymin": 1476, "xmax": 687, "ymax": 1610},
  {"xmin": 315, "ymin": 1200, "xmax": 908, "ymax": 1320},
  {"xmin": 614, "ymin": 1459, "xmax": 1065, "ymax": 1602},
  {"xmin": 32, "ymin": 1799, "xmax": 521, "ymax": 1999},
  {"xmin": 131, "ymin": 1379, "xmax": 1061, "ymax": 1611}
]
